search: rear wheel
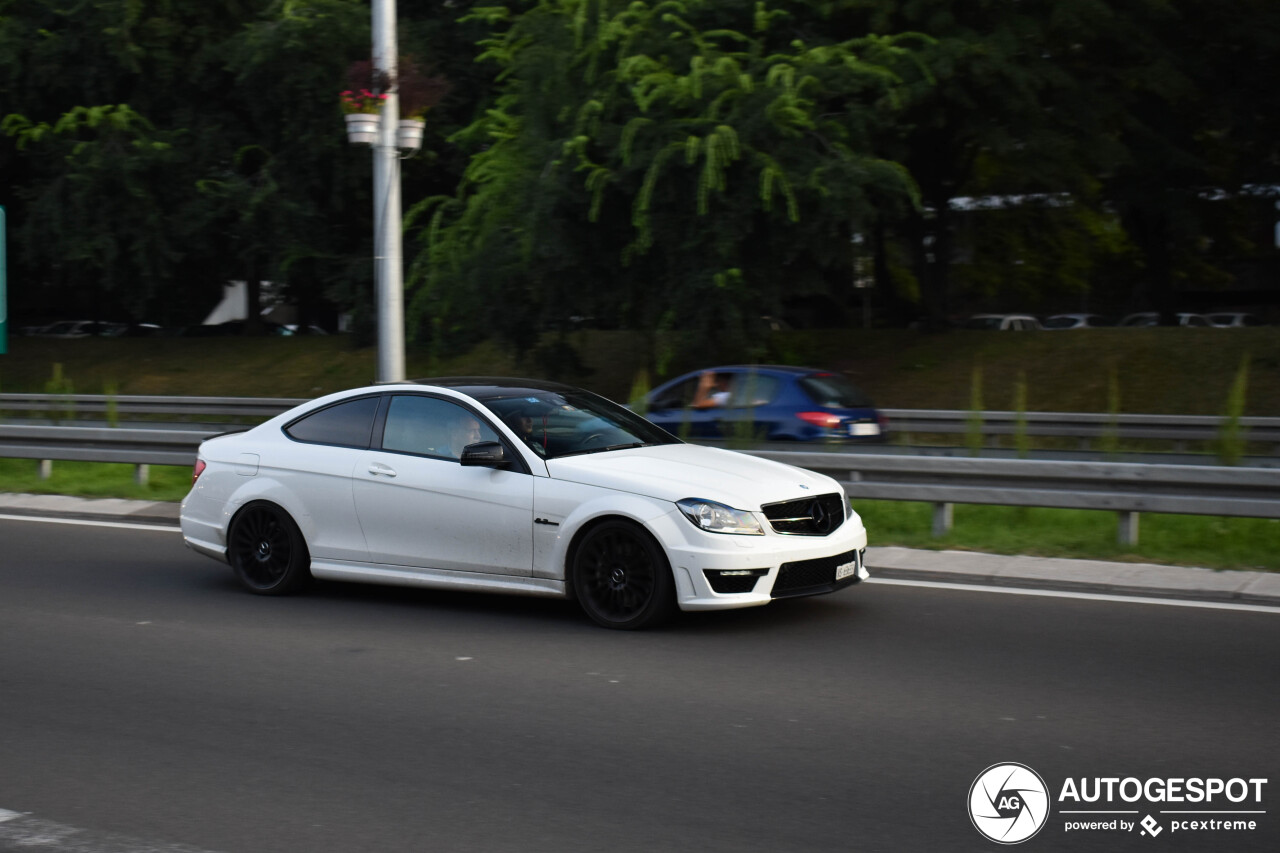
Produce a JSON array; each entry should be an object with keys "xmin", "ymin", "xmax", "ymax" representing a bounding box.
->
[
  {"xmin": 571, "ymin": 521, "xmax": 675, "ymax": 630},
  {"xmin": 228, "ymin": 502, "xmax": 310, "ymax": 595}
]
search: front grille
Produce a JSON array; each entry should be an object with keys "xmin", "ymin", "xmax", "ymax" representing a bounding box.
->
[
  {"xmin": 761, "ymin": 493, "xmax": 846, "ymax": 536},
  {"xmin": 772, "ymin": 549, "xmax": 862, "ymax": 599}
]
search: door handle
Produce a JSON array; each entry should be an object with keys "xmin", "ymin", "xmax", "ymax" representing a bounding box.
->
[{"xmin": 367, "ymin": 463, "xmax": 397, "ymax": 478}]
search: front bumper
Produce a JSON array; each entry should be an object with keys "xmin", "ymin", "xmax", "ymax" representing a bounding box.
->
[{"xmin": 658, "ymin": 512, "xmax": 870, "ymax": 612}]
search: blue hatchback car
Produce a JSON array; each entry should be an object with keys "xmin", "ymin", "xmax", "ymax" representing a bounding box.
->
[{"xmin": 644, "ymin": 366, "xmax": 887, "ymax": 442}]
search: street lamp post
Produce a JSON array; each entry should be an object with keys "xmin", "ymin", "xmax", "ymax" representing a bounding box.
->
[{"xmin": 372, "ymin": 0, "xmax": 405, "ymax": 383}]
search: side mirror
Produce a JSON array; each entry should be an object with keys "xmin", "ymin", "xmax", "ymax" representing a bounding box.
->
[{"xmin": 460, "ymin": 441, "xmax": 509, "ymax": 468}]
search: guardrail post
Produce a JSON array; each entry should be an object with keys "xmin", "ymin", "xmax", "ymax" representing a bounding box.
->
[
  {"xmin": 1118, "ymin": 511, "xmax": 1140, "ymax": 546},
  {"xmin": 932, "ymin": 502, "xmax": 954, "ymax": 537},
  {"xmin": 134, "ymin": 464, "xmax": 149, "ymax": 486},
  {"xmin": 39, "ymin": 459, "xmax": 51, "ymax": 480}
]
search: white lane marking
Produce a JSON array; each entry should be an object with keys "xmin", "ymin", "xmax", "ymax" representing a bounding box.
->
[
  {"xmin": 2, "ymin": 512, "xmax": 1274, "ymax": 612},
  {"xmin": 867, "ymin": 577, "xmax": 1280, "ymax": 614},
  {"xmin": 0, "ymin": 807, "xmax": 226, "ymax": 852},
  {"xmin": 0, "ymin": 513, "xmax": 177, "ymax": 533}
]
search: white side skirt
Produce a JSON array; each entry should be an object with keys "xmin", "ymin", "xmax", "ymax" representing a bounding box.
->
[{"xmin": 309, "ymin": 559, "xmax": 568, "ymax": 599}]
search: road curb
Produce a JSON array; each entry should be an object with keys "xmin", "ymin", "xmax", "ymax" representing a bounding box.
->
[
  {"xmin": 0, "ymin": 493, "xmax": 181, "ymax": 525},
  {"xmin": 865, "ymin": 546, "xmax": 1280, "ymax": 607}
]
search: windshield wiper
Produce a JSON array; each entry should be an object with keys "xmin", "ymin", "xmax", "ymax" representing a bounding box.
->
[{"xmin": 562, "ymin": 441, "xmax": 649, "ymax": 457}]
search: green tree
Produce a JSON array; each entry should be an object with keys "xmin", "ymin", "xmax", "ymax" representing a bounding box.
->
[
  {"xmin": 0, "ymin": 0, "xmax": 279, "ymax": 323},
  {"xmin": 408, "ymin": 0, "xmax": 926, "ymax": 366},
  {"xmin": 211, "ymin": 0, "xmax": 373, "ymax": 333}
]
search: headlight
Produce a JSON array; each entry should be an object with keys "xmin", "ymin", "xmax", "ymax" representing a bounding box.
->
[{"xmin": 676, "ymin": 498, "xmax": 764, "ymax": 535}]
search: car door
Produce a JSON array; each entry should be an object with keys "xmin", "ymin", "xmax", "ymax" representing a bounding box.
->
[
  {"xmin": 352, "ymin": 393, "xmax": 534, "ymax": 576},
  {"xmin": 277, "ymin": 393, "xmax": 382, "ymax": 563}
]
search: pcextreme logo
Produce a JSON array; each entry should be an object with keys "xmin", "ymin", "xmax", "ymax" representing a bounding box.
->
[{"xmin": 968, "ymin": 764, "xmax": 1269, "ymax": 844}]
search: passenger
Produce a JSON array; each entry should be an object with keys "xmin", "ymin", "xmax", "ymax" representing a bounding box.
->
[
  {"xmin": 691, "ymin": 371, "xmax": 732, "ymax": 408},
  {"xmin": 448, "ymin": 414, "xmax": 483, "ymax": 458}
]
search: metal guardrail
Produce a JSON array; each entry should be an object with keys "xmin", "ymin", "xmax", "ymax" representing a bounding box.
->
[
  {"xmin": 1, "ymin": 417, "xmax": 1277, "ymax": 544},
  {"xmin": 745, "ymin": 450, "xmax": 1280, "ymax": 543},
  {"xmin": 0, "ymin": 423, "xmax": 222, "ymax": 484},
  {"xmin": 0, "ymin": 393, "xmax": 300, "ymax": 419},
  {"xmin": 2, "ymin": 394, "xmax": 1277, "ymax": 448},
  {"xmin": 0, "ymin": 423, "xmax": 218, "ymax": 466},
  {"xmin": 881, "ymin": 408, "xmax": 1280, "ymax": 447}
]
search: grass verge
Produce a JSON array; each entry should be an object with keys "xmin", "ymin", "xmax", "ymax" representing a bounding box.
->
[
  {"xmin": 0, "ymin": 458, "xmax": 192, "ymax": 502},
  {"xmin": 2, "ymin": 460, "xmax": 1274, "ymax": 573},
  {"xmin": 856, "ymin": 501, "xmax": 1280, "ymax": 572}
]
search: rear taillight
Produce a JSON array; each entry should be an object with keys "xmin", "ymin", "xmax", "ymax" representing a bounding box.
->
[
  {"xmin": 192, "ymin": 459, "xmax": 206, "ymax": 484},
  {"xmin": 796, "ymin": 411, "xmax": 843, "ymax": 429}
]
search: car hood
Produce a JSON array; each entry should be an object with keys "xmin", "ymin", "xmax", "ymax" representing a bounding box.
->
[{"xmin": 545, "ymin": 443, "xmax": 840, "ymax": 508}]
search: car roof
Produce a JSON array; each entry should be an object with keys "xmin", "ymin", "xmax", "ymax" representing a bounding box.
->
[
  {"xmin": 682, "ymin": 365, "xmax": 833, "ymax": 377},
  {"xmin": 405, "ymin": 376, "xmax": 591, "ymax": 398}
]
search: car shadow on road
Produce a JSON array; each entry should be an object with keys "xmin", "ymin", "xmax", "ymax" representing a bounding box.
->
[{"xmin": 194, "ymin": 565, "xmax": 871, "ymax": 635}]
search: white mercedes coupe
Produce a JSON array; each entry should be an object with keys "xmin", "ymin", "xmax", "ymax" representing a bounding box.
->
[{"xmin": 180, "ymin": 378, "xmax": 869, "ymax": 629}]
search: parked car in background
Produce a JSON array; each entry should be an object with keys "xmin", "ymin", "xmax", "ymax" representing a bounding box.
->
[
  {"xmin": 32, "ymin": 319, "xmax": 128, "ymax": 338},
  {"xmin": 644, "ymin": 366, "xmax": 887, "ymax": 443},
  {"xmin": 180, "ymin": 378, "xmax": 870, "ymax": 630},
  {"xmin": 1043, "ymin": 313, "xmax": 1116, "ymax": 329},
  {"xmin": 1206, "ymin": 312, "xmax": 1267, "ymax": 328},
  {"xmin": 1119, "ymin": 312, "xmax": 1212, "ymax": 327},
  {"xmin": 963, "ymin": 314, "xmax": 1042, "ymax": 330}
]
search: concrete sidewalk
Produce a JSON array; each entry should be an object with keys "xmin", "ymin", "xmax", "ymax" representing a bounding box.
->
[{"xmin": 2, "ymin": 492, "xmax": 1277, "ymax": 607}]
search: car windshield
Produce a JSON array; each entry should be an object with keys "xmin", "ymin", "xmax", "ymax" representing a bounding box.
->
[
  {"xmin": 475, "ymin": 387, "xmax": 681, "ymax": 459},
  {"xmin": 797, "ymin": 373, "xmax": 874, "ymax": 408}
]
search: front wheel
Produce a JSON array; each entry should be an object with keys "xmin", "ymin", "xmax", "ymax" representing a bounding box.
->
[
  {"xmin": 571, "ymin": 521, "xmax": 675, "ymax": 630},
  {"xmin": 228, "ymin": 502, "xmax": 311, "ymax": 595}
]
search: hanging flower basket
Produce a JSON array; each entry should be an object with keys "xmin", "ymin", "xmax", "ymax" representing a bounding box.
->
[
  {"xmin": 345, "ymin": 113, "xmax": 379, "ymax": 146},
  {"xmin": 396, "ymin": 119, "xmax": 425, "ymax": 151},
  {"xmin": 340, "ymin": 88, "xmax": 387, "ymax": 146}
]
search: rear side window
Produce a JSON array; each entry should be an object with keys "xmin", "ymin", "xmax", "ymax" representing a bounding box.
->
[
  {"xmin": 798, "ymin": 374, "xmax": 873, "ymax": 408},
  {"xmin": 284, "ymin": 396, "xmax": 380, "ymax": 448}
]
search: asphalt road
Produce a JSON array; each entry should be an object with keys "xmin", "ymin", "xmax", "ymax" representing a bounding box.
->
[{"xmin": 1, "ymin": 516, "xmax": 1277, "ymax": 853}]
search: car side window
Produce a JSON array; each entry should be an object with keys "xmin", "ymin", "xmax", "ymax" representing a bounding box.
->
[
  {"xmin": 382, "ymin": 395, "xmax": 499, "ymax": 461},
  {"xmin": 727, "ymin": 374, "xmax": 781, "ymax": 407},
  {"xmin": 651, "ymin": 376, "xmax": 702, "ymax": 411},
  {"xmin": 284, "ymin": 396, "xmax": 380, "ymax": 448}
]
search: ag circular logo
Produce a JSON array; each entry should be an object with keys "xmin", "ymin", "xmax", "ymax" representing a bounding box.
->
[{"xmin": 968, "ymin": 763, "xmax": 1050, "ymax": 844}]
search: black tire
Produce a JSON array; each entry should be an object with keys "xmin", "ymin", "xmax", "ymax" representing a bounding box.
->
[
  {"xmin": 228, "ymin": 502, "xmax": 311, "ymax": 595},
  {"xmin": 571, "ymin": 520, "xmax": 675, "ymax": 630}
]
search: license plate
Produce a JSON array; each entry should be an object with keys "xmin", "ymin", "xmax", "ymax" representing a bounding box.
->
[
  {"xmin": 835, "ymin": 558, "xmax": 858, "ymax": 580},
  {"xmin": 849, "ymin": 422, "xmax": 880, "ymax": 437}
]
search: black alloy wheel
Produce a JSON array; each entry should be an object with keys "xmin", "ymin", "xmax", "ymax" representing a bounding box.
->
[
  {"xmin": 571, "ymin": 520, "xmax": 675, "ymax": 630},
  {"xmin": 228, "ymin": 502, "xmax": 311, "ymax": 595}
]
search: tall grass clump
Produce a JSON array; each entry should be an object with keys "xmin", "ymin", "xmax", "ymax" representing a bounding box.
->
[
  {"xmin": 1099, "ymin": 364, "xmax": 1121, "ymax": 458},
  {"xmin": 104, "ymin": 381, "xmax": 120, "ymax": 427},
  {"xmin": 628, "ymin": 369, "xmax": 651, "ymax": 416},
  {"xmin": 1216, "ymin": 354, "xmax": 1250, "ymax": 465},
  {"xmin": 966, "ymin": 362, "xmax": 984, "ymax": 456},
  {"xmin": 43, "ymin": 363, "xmax": 75, "ymax": 423},
  {"xmin": 1012, "ymin": 370, "xmax": 1029, "ymax": 458}
]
